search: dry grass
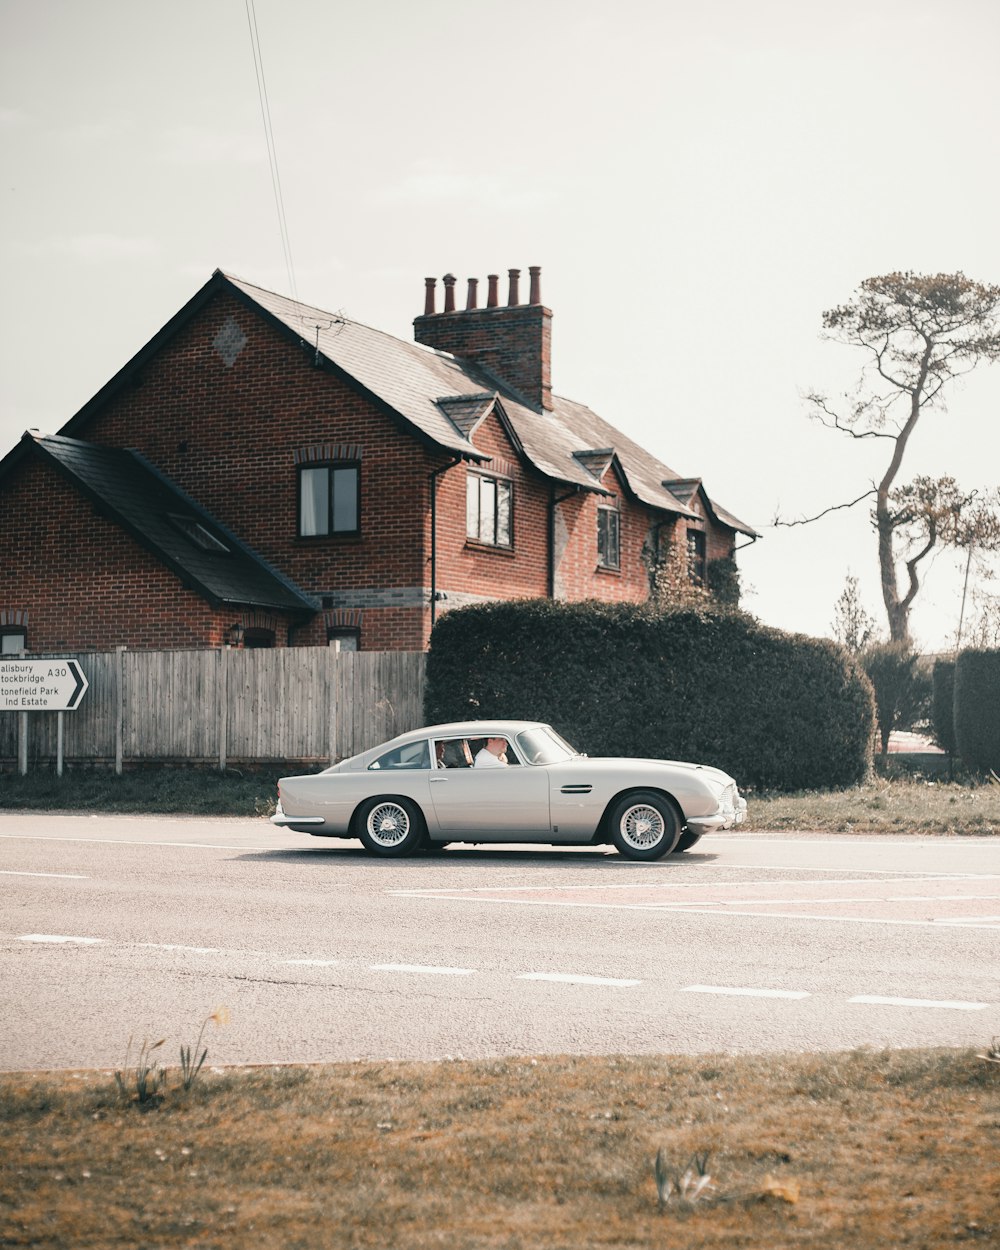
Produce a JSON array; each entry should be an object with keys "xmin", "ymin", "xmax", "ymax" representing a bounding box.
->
[
  {"xmin": 747, "ymin": 777, "xmax": 1000, "ymax": 836},
  {"xmin": 2, "ymin": 1049, "xmax": 997, "ymax": 1249}
]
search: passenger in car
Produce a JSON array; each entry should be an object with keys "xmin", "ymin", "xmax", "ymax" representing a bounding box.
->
[
  {"xmin": 474, "ymin": 736, "xmax": 509, "ymax": 768},
  {"xmin": 437, "ymin": 739, "xmax": 473, "ymax": 768}
]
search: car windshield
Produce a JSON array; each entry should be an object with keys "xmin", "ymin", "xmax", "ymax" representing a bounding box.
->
[{"xmin": 515, "ymin": 726, "xmax": 578, "ymax": 765}]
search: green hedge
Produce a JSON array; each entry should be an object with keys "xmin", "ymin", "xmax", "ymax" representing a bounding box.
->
[
  {"xmin": 931, "ymin": 659, "xmax": 956, "ymax": 755},
  {"xmin": 954, "ymin": 649, "xmax": 1000, "ymax": 773},
  {"xmin": 425, "ymin": 600, "xmax": 874, "ymax": 792}
]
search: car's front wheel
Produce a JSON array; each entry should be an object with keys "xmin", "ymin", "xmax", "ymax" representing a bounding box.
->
[
  {"xmin": 357, "ymin": 796, "xmax": 426, "ymax": 857},
  {"xmin": 609, "ymin": 791, "xmax": 681, "ymax": 860}
]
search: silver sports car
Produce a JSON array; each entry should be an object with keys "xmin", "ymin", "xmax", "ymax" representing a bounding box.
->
[{"xmin": 272, "ymin": 720, "xmax": 746, "ymax": 860}]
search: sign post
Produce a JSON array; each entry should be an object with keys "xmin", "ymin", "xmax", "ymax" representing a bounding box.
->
[{"xmin": 1, "ymin": 658, "xmax": 90, "ymax": 775}]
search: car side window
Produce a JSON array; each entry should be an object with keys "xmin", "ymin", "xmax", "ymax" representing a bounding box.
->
[{"xmin": 369, "ymin": 740, "xmax": 431, "ymax": 770}]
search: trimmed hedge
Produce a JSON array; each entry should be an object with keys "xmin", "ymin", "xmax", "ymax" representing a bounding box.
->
[
  {"xmin": 425, "ymin": 600, "xmax": 874, "ymax": 792},
  {"xmin": 954, "ymin": 649, "xmax": 1000, "ymax": 773},
  {"xmin": 931, "ymin": 659, "xmax": 956, "ymax": 755}
]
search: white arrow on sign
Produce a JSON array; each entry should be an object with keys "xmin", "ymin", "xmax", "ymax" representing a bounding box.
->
[{"xmin": 0, "ymin": 659, "xmax": 90, "ymax": 712}]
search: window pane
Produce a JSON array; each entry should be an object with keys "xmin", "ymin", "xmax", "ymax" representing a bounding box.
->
[
  {"xmin": 466, "ymin": 475, "xmax": 480, "ymax": 539},
  {"xmin": 300, "ymin": 467, "xmax": 329, "ymax": 536},
  {"xmin": 609, "ymin": 511, "xmax": 620, "ymax": 566},
  {"xmin": 2, "ymin": 632, "xmax": 26, "ymax": 654},
  {"xmin": 496, "ymin": 481, "xmax": 511, "ymax": 546},
  {"xmin": 332, "ymin": 467, "xmax": 358, "ymax": 532},
  {"xmin": 480, "ymin": 478, "xmax": 496, "ymax": 544}
]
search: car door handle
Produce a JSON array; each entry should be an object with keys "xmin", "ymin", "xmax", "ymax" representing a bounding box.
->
[
  {"xmin": 430, "ymin": 776, "xmax": 449, "ymax": 783},
  {"xmin": 560, "ymin": 784, "xmax": 592, "ymax": 794}
]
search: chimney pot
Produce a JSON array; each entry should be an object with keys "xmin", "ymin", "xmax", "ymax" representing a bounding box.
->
[
  {"xmin": 466, "ymin": 277, "xmax": 479, "ymax": 310},
  {"xmin": 443, "ymin": 273, "xmax": 457, "ymax": 313},
  {"xmin": 487, "ymin": 274, "xmax": 499, "ymax": 307},
  {"xmin": 529, "ymin": 265, "xmax": 541, "ymax": 305},
  {"xmin": 423, "ymin": 277, "xmax": 437, "ymax": 316},
  {"xmin": 507, "ymin": 268, "xmax": 521, "ymax": 306}
]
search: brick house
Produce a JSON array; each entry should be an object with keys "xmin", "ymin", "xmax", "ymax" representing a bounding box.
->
[{"xmin": 0, "ymin": 266, "xmax": 756, "ymax": 654}]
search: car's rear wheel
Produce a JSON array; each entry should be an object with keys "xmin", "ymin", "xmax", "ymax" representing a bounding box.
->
[
  {"xmin": 609, "ymin": 791, "xmax": 681, "ymax": 860},
  {"xmin": 357, "ymin": 796, "xmax": 425, "ymax": 857},
  {"xmin": 672, "ymin": 829, "xmax": 702, "ymax": 853}
]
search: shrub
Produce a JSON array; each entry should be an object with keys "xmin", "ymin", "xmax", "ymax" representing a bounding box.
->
[
  {"xmin": 425, "ymin": 600, "xmax": 874, "ymax": 792},
  {"xmin": 954, "ymin": 649, "xmax": 1000, "ymax": 774},
  {"xmin": 931, "ymin": 659, "xmax": 956, "ymax": 754},
  {"xmin": 860, "ymin": 642, "xmax": 919, "ymax": 756}
]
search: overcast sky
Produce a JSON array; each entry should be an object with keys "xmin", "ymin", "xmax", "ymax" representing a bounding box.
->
[{"xmin": 2, "ymin": 0, "xmax": 998, "ymax": 651}]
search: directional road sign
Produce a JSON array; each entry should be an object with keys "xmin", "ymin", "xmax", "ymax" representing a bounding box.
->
[{"xmin": 0, "ymin": 658, "xmax": 89, "ymax": 711}]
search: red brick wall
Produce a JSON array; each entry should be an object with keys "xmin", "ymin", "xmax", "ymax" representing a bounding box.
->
[
  {"xmin": 0, "ymin": 458, "xmax": 252, "ymax": 651},
  {"xmin": 4, "ymin": 285, "xmax": 740, "ymax": 654}
]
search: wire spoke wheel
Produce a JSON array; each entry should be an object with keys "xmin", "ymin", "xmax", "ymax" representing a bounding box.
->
[
  {"xmin": 609, "ymin": 790, "xmax": 680, "ymax": 860},
  {"xmin": 358, "ymin": 796, "xmax": 425, "ymax": 857}
]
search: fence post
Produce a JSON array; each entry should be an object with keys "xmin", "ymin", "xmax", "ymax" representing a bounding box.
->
[
  {"xmin": 328, "ymin": 640, "xmax": 341, "ymax": 765},
  {"xmin": 219, "ymin": 645, "xmax": 229, "ymax": 773},
  {"xmin": 115, "ymin": 645, "xmax": 126, "ymax": 776}
]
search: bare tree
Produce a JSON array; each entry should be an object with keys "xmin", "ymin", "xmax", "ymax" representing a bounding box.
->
[{"xmin": 784, "ymin": 272, "xmax": 1000, "ymax": 643}]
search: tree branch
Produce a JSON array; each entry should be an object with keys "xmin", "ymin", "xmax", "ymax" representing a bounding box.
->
[{"xmin": 772, "ymin": 489, "xmax": 877, "ymax": 528}]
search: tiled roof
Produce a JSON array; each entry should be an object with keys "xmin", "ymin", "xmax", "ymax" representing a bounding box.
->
[
  {"xmin": 27, "ymin": 434, "xmax": 315, "ymax": 615},
  {"xmin": 224, "ymin": 274, "xmax": 757, "ymax": 536}
]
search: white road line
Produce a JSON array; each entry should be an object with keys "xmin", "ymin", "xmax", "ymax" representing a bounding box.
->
[
  {"xmin": 849, "ymin": 995, "xmax": 988, "ymax": 1012},
  {"xmin": 936, "ymin": 916, "xmax": 1000, "ymax": 925},
  {"xmin": 139, "ymin": 943, "xmax": 221, "ymax": 954},
  {"xmin": 1, "ymin": 870, "xmax": 89, "ymax": 879},
  {"xmin": 384, "ymin": 892, "xmax": 1000, "ymax": 930},
  {"xmin": 283, "ymin": 958, "xmax": 341, "ymax": 967},
  {"xmin": 0, "ymin": 834, "xmax": 264, "ymax": 850},
  {"xmin": 371, "ymin": 963, "xmax": 474, "ymax": 976},
  {"xmin": 518, "ymin": 972, "xmax": 642, "ymax": 987},
  {"xmin": 682, "ymin": 984, "xmax": 810, "ymax": 1000},
  {"xmin": 17, "ymin": 933, "xmax": 103, "ymax": 944}
]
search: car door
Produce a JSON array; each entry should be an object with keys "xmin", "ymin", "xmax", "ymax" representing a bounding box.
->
[{"xmin": 427, "ymin": 742, "xmax": 551, "ymax": 837}]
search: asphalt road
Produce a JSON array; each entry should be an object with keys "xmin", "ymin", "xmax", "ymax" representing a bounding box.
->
[{"xmin": 1, "ymin": 812, "xmax": 998, "ymax": 1071}]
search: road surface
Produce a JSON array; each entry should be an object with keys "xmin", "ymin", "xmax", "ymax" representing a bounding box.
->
[{"xmin": 1, "ymin": 812, "xmax": 997, "ymax": 1070}]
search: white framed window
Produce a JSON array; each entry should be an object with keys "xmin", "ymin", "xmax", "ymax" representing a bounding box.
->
[
  {"xmin": 597, "ymin": 505, "xmax": 620, "ymax": 569},
  {"xmin": 466, "ymin": 472, "xmax": 512, "ymax": 547}
]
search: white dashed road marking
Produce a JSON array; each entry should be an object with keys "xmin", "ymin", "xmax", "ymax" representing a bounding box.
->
[
  {"xmin": 1, "ymin": 870, "xmax": 89, "ymax": 879},
  {"xmin": 848, "ymin": 995, "xmax": 989, "ymax": 1012},
  {"xmin": 371, "ymin": 964, "xmax": 475, "ymax": 976},
  {"xmin": 18, "ymin": 934, "xmax": 103, "ymax": 944},
  {"xmin": 683, "ymin": 985, "xmax": 811, "ymax": 1000},
  {"xmin": 518, "ymin": 972, "xmax": 642, "ymax": 987}
]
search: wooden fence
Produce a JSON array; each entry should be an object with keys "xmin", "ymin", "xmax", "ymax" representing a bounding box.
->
[{"xmin": 0, "ymin": 648, "xmax": 427, "ymax": 772}]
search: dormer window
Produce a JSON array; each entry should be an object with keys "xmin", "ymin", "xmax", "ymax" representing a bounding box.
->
[{"xmin": 687, "ymin": 529, "xmax": 707, "ymax": 584}]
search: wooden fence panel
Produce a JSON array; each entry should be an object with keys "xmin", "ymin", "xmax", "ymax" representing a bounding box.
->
[{"xmin": 1, "ymin": 648, "xmax": 427, "ymax": 770}]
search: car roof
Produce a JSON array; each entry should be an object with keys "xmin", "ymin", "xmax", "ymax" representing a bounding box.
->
[{"xmin": 401, "ymin": 721, "xmax": 547, "ymax": 741}]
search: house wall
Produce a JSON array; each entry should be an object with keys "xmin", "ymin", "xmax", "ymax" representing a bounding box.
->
[
  {"xmin": 4, "ymin": 284, "xmax": 742, "ymax": 655},
  {"xmin": 0, "ymin": 458, "xmax": 249, "ymax": 651},
  {"xmin": 74, "ymin": 289, "xmax": 436, "ymax": 651}
]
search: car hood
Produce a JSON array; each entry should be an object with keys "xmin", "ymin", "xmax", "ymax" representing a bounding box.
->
[{"xmin": 572, "ymin": 757, "xmax": 737, "ymax": 788}]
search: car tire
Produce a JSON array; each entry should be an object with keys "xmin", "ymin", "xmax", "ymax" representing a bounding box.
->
[
  {"xmin": 357, "ymin": 796, "xmax": 426, "ymax": 857},
  {"xmin": 609, "ymin": 791, "xmax": 681, "ymax": 860},
  {"xmin": 672, "ymin": 829, "xmax": 702, "ymax": 853}
]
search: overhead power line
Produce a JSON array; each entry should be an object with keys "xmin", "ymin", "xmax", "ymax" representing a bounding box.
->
[{"xmin": 245, "ymin": 0, "xmax": 297, "ymax": 300}]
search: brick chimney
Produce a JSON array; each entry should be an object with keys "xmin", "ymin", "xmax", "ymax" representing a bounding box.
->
[{"xmin": 413, "ymin": 265, "xmax": 553, "ymax": 412}]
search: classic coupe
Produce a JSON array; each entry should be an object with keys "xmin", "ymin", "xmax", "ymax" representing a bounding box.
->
[{"xmin": 272, "ymin": 720, "xmax": 746, "ymax": 860}]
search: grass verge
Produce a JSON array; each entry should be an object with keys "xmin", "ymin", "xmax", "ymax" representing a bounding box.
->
[
  {"xmin": 2, "ymin": 768, "xmax": 998, "ymax": 835},
  {"xmin": 2, "ymin": 1049, "xmax": 997, "ymax": 1249}
]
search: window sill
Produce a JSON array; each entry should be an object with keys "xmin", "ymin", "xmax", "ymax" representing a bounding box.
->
[
  {"xmin": 595, "ymin": 564, "xmax": 621, "ymax": 576},
  {"xmin": 464, "ymin": 540, "xmax": 516, "ymax": 557},
  {"xmin": 296, "ymin": 532, "xmax": 362, "ymax": 544}
]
